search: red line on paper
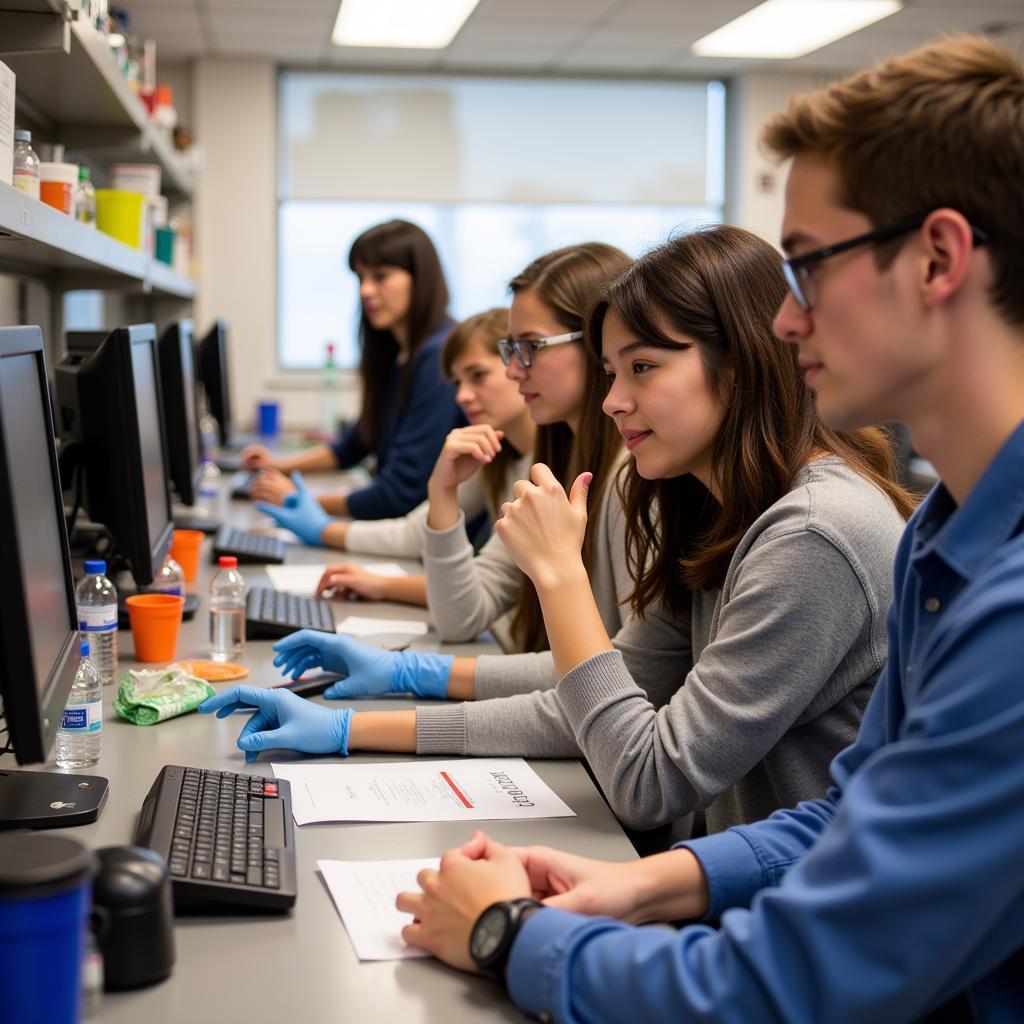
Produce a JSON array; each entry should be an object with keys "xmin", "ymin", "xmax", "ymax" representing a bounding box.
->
[{"xmin": 440, "ymin": 771, "xmax": 473, "ymax": 809}]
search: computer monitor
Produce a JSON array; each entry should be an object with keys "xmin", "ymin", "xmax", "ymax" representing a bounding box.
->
[
  {"xmin": 0, "ymin": 325, "xmax": 107, "ymax": 829},
  {"xmin": 55, "ymin": 324, "xmax": 174, "ymax": 587},
  {"xmin": 158, "ymin": 319, "xmax": 202, "ymax": 506},
  {"xmin": 196, "ymin": 319, "xmax": 233, "ymax": 448}
]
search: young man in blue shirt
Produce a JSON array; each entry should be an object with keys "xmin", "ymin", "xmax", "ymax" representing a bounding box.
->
[{"xmin": 396, "ymin": 35, "xmax": 1024, "ymax": 1022}]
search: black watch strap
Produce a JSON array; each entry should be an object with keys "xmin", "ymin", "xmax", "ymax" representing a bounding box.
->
[{"xmin": 472, "ymin": 898, "xmax": 543, "ymax": 980}]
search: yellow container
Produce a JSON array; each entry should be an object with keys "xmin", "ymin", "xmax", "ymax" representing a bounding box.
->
[{"xmin": 95, "ymin": 189, "xmax": 146, "ymax": 249}]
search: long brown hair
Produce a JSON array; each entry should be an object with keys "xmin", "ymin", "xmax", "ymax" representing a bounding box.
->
[
  {"xmin": 440, "ymin": 307, "xmax": 518, "ymax": 518},
  {"xmin": 507, "ymin": 243, "xmax": 632, "ymax": 651},
  {"xmin": 348, "ymin": 220, "xmax": 450, "ymax": 447},
  {"xmin": 587, "ymin": 226, "xmax": 916, "ymax": 618}
]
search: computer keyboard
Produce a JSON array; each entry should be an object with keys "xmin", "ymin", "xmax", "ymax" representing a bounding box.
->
[
  {"xmin": 229, "ymin": 471, "xmax": 256, "ymax": 500},
  {"xmin": 212, "ymin": 526, "xmax": 286, "ymax": 564},
  {"xmin": 246, "ymin": 585, "xmax": 335, "ymax": 640},
  {"xmin": 133, "ymin": 765, "xmax": 297, "ymax": 913}
]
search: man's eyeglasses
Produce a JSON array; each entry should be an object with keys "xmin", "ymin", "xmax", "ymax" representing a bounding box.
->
[
  {"xmin": 782, "ymin": 214, "xmax": 990, "ymax": 311},
  {"xmin": 497, "ymin": 331, "xmax": 583, "ymax": 368}
]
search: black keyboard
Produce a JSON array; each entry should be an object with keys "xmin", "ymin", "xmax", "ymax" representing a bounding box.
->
[
  {"xmin": 212, "ymin": 526, "xmax": 286, "ymax": 565},
  {"xmin": 246, "ymin": 585, "xmax": 335, "ymax": 640},
  {"xmin": 229, "ymin": 471, "xmax": 256, "ymax": 500},
  {"xmin": 133, "ymin": 765, "xmax": 297, "ymax": 913}
]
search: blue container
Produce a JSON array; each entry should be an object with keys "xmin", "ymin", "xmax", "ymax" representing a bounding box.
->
[
  {"xmin": 0, "ymin": 833, "xmax": 96, "ymax": 1024},
  {"xmin": 257, "ymin": 399, "xmax": 280, "ymax": 438}
]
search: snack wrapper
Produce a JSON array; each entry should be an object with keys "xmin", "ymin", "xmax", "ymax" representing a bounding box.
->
[{"xmin": 113, "ymin": 664, "xmax": 216, "ymax": 725}]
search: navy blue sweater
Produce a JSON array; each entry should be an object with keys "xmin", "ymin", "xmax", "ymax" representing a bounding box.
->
[{"xmin": 330, "ymin": 320, "xmax": 460, "ymax": 519}]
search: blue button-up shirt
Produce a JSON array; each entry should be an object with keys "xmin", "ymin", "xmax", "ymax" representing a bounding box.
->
[{"xmin": 507, "ymin": 423, "xmax": 1024, "ymax": 1023}]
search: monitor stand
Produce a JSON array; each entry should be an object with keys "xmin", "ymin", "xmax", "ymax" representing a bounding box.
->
[{"xmin": 0, "ymin": 768, "xmax": 108, "ymax": 829}]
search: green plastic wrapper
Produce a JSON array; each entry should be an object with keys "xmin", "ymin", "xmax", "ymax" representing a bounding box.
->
[{"xmin": 113, "ymin": 664, "xmax": 216, "ymax": 725}]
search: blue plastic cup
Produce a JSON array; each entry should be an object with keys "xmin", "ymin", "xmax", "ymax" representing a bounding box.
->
[
  {"xmin": 0, "ymin": 833, "xmax": 97, "ymax": 1024},
  {"xmin": 257, "ymin": 399, "xmax": 280, "ymax": 438}
]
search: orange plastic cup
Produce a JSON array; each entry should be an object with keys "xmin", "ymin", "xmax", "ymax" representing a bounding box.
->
[
  {"xmin": 170, "ymin": 529, "xmax": 204, "ymax": 583},
  {"xmin": 126, "ymin": 594, "xmax": 185, "ymax": 662}
]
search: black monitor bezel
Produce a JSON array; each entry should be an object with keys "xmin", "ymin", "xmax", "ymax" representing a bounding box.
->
[
  {"xmin": 197, "ymin": 319, "xmax": 232, "ymax": 448},
  {"xmin": 60, "ymin": 324, "xmax": 174, "ymax": 587},
  {"xmin": 0, "ymin": 326, "xmax": 81, "ymax": 765},
  {"xmin": 158, "ymin": 319, "xmax": 201, "ymax": 506}
]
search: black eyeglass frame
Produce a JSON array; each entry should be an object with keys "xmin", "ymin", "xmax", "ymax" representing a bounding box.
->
[
  {"xmin": 497, "ymin": 330, "xmax": 583, "ymax": 368},
  {"xmin": 782, "ymin": 213, "xmax": 990, "ymax": 311}
]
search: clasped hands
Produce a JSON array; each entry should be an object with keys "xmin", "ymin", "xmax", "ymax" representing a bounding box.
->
[{"xmin": 397, "ymin": 831, "xmax": 660, "ymax": 973}]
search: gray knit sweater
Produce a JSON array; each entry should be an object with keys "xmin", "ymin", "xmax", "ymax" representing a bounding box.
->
[
  {"xmin": 422, "ymin": 454, "xmax": 632, "ymax": 658},
  {"xmin": 416, "ymin": 457, "xmax": 906, "ymax": 834}
]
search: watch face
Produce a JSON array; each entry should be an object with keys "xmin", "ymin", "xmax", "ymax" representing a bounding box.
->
[{"xmin": 471, "ymin": 904, "xmax": 509, "ymax": 962}]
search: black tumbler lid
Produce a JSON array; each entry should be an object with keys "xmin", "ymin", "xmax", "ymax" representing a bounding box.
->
[
  {"xmin": 0, "ymin": 833, "xmax": 96, "ymax": 898},
  {"xmin": 93, "ymin": 846, "xmax": 168, "ymax": 911}
]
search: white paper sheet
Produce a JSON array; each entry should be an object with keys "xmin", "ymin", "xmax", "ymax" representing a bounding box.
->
[
  {"xmin": 318, "ymin": 857, "xmax": 439, "ymax": 961},
  {"xmin": 335, "ymin": 616, "xmax": 428, "ymax": 638},
  {"xmin": 273, "ymin": 758, "xmax": 575, "ymax": 825},
  {"xmin": 265, "ymin": 562, "xmax": 409, "ymax": 596},
  {"xmin": 0, "ymin": 61, "xmax": 15, "ymax": 187}
]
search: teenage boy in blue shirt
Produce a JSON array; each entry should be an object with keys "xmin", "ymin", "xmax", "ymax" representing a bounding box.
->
[{"xmin": 396, "ymin": 35, "xmax": 1024, "ymax": 1023}]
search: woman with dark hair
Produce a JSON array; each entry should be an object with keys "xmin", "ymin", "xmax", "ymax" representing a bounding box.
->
[
  {"xmin": 204, "ymin": 226, "xmax": 912, "ymax": 841},
  {"xmin": 242, "ymin": 219, "xmax": 460, "ymax": 520},
  {"xmin": 295, "ymin": 307, "xmax": 536, "ymax": 606}
]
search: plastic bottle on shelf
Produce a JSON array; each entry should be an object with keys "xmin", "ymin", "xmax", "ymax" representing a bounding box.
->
[
  {"xmin": 321, "ymin": 341, "xmax": 340, "ymax": 438},
  {"xmin": 56, "ymin": 641, "xmax": 103, "ymax": 769},
  {"xmin": 209, "ymin": 556, "xmax": 245, "ymax": 662},
  {"xmin": 149, "ymin": 554, "xmax": 185, "ymax": 596},
  {"xmin": 12, "ymin": 129, "xmax": 40, "ymax": 199},
  {"xmin": 75, "ymin": 166, "xmax": 97, "ymax": 227},
  {"xmin": 75, "ymin": 559, "xmax": 118, "ymax": 687}
]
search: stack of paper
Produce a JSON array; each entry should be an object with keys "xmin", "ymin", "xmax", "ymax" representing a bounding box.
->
[{"xmin": 272, "ymin": 758, "xmax": 575, "ymax": 825}]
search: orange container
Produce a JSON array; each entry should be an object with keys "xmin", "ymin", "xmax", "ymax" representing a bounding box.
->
[
  {"xmin": 125, "ymin": 594, "xmax": 185, "ymax": 663},
  {"xmin": 39, "ymin": 163, "xmax": 78, "ymax": 215},
  {"xmin": 169, "ymin": 529, "xmax": 204, "ymax": 583}
]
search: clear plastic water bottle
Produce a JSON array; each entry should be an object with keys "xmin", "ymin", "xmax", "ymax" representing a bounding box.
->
[
  {"xmin": 148, "ymin": 554, "xmax": 185, "ymax": 596},
  {"xmin": 12, "ymin": 129, "xmax": 40, "ymax": 199},
  {"xmin": 209, "ymin": 556, "xmax": 245, "ymax": 662},
  {"xmin": 75, "ymin": 560, "xmax": 118, "ymax": 687},
  {"xmin": 56, "ymin": 642, "xmax": 103, "ymax": 769},
  {"xmin": 199, "ymin": 412, "xmax": 219, "ymax": 456},
  {"xmin": 196, "ymin": 454, "xmax": 220, "ymax": 515},
  {"xmin": 321, "ymin": 340, "xmax": 340, "ymax": 437}
]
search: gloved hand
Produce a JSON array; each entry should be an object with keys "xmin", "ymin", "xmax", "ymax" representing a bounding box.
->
[
  {"xmin": 199, "ymin": 684, "xmax": 352, "ymax": 763},
  {"xmin": 272, "ymin": 630, "xmax": 453, "ymax": 700},
  {"xmin": 254, "ymin": 472, "xmax": 330, "ymax": 546}
]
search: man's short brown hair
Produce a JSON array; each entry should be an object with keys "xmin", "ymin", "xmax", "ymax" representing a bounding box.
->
[{"xmin": 762, "ymin": 35, "xmax": 1024, "ymax": 326}]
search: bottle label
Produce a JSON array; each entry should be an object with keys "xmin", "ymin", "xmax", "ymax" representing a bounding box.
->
[
  {"xmin": 61, "ymin": 701, "xmax": 102, "ymax": 732},
  {"xmin": 79, "ymin": 606, "xmax": 117, "ymax": 631}
]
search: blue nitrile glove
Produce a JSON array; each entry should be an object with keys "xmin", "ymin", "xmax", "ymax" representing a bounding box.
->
[
  {"xmin": 199, "ymin": 685, "xmax": 352, "ymax": 763},
  {"xmin": 254, "ymin": 471, "xmax": 330, "ymax": 547},
  {"xmin": 272, "ymin": 630, "xmax": 454, "ymax": 700}
]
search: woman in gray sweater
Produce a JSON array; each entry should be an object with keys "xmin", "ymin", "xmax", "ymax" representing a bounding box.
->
[{"xmin": 205, "ymin": 227, "xmax": 914, "ymax": 836}]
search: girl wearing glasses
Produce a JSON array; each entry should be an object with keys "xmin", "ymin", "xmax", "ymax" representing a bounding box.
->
[
  {"xmin": 298, "ymin": 307, "xmax": 536, "ymax": 606},
  {"xmin": 240, "ymin": 219, "xmax": 461, "ymax": 520},
  {"xmin": 205, "ymin": 226, "xmax": 914, "ymax": 842}
]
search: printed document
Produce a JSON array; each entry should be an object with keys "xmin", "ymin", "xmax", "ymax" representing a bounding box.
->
[
  {"xmin": 319, "ymin": 857, "xmax": 438, "ymax": 961},
  {"xmin": 272, "ymin": 757, "xmax": 575, "ymax": 825},
  {"xmin": 265, "ymin": 562, "xmax": 408, "ymax": 596},
  {"xmin": 334, "ymin": 615, "xmax": 428, "ymax": 639}
]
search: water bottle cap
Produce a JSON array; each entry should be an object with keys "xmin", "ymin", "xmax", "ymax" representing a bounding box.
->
[
  {"xmin": 218, "ymin": 556, "xmax": 238, "ymax": 569},
  {"xmin": 83, "ymin": 560, "xmax": 107, "ymax": 575},
  {"xmin": 79, "ymin": 641, "xmax": 90, "ymax": 657}
]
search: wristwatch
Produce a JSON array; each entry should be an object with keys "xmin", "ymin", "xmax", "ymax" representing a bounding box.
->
[{"xmin": 470, "ymin": 898, "xmax": 544, "ymax": 980}]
